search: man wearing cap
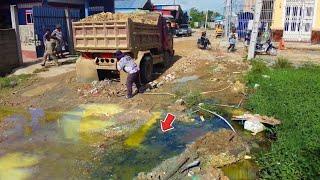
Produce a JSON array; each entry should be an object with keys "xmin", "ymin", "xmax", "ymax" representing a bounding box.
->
[
  {"xmin": 116, "ymin": 50, "xmax": 142, "ymax": 99},
  {"xmin": 51, "ymin": 24, "xmax": 65, "ymax": 58}
]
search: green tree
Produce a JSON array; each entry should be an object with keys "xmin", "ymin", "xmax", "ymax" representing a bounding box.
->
[{"xmin": 189, "ymin": 8, "xmax": 222, "ymax": 27}]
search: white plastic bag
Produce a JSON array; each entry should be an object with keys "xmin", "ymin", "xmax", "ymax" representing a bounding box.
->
[{"xmin": 244, "ymin": 120, "xmax": 265, "ymax": 135}]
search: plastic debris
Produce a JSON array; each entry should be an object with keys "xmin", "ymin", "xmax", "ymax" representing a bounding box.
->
[{"xmin": 244, "ymin": 120, "xmax": 265, "ymax": 135}]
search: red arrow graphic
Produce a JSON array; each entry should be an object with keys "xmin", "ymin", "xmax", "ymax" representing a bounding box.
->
[{"xmin": 161, "ymin": 113, "xmax": 176, "ymax": 132}]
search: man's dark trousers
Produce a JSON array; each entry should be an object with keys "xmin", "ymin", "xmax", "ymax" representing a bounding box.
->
[{"xmin": 126, "ymin": 71, "xmax": 141, "ymax": 97}]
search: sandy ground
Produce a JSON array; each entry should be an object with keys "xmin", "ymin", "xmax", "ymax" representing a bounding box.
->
[{"xmin": 13, "ymin": 56, "xmax": 78, "ymax": 78}]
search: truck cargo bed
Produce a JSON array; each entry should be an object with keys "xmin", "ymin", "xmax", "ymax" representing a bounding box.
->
[{"xmin": 73, "ymin": 19, "xmax": 161, "ymax": 52}]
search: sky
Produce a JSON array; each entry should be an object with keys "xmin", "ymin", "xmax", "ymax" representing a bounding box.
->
[{"xmin": 151, "ymin": 0, "xmax": 225, "ymax": 12}]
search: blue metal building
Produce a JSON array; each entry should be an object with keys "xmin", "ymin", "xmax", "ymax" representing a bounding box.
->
[
  {"xmin": 0, "ymin": 0, "xmax": 115, "ymax": 58},
  {"xmin": 115, "ymin": 0, "xmax": 152, "ymax": 13}
]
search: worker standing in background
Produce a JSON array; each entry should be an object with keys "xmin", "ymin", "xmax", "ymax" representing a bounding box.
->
[
  {"xmin": 116, "ymin": 50, "xmax": 143, "ymax": 99},
  {"xmin": 51, "ymin": 24, "xmax": 65, "ymax": 59}
]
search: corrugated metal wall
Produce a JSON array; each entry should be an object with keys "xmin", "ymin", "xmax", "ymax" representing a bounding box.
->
[
  {"xmin": 231, "ymin": 0, "xmax": 274, "ymax": 39},
  {"xmin": 33, "ymin": 6, "xmax": 80, "ymax": 57}
]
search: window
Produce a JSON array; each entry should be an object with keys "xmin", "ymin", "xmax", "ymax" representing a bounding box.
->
[
  {"xmin": 306, "ymin": 7, "xmax": 313, "ymax": 16},
  {"xmin": 305, "ymin": 23, "xmax": 311, "ymax": 32},
  {"xmin": 285, "ymin": 22, "xmax": 289, "ymax": 31},
  {"xmin": 291, "ymin": 22, "xmax": 296, "ymax": 31},
  {"xmin": 26, "ymin": 12, "xmax": 33, "ymax": 24},
  {"xmin": 293, "ymin": 7, "xmax": 298, "ymax": 16},
  {"xmin": 286, "ymin": 7, "xmax": 291, "ymax": 16}
]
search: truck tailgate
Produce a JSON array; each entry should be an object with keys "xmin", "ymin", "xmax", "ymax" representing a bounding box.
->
[{"xmin": 73, "ymin": 21, "xmax": 129, "ymax": 51}]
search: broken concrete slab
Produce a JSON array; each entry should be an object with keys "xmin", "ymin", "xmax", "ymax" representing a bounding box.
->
[{"xmin": 232, "ymin": 113, "xmax": 281, "ymax": 126}]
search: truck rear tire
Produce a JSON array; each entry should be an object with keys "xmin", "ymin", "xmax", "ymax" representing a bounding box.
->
[{"xmin": 140, "ymin": 56, "xmax": 153, "ymax": 84}]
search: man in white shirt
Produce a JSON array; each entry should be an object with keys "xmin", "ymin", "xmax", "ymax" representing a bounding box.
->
[
  {"xmin": 51, "ymin": 24, "xmax": 65, "ymax": 58},
  {"xmin": 116, "ymin": 50, "xmax": 142, "ymax": 99}
]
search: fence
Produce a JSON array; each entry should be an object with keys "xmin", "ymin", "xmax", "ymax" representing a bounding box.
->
[
  {"xmin": 225, "ymin": 0, "xmax": 274, "ymax": 39},
  {"xmin": 0, "ymin": 29, "xmax": 20, "ymax": 75},
  {"xmin": 228, "ymin": 0, "xmax": 320, "ymax": 43}
]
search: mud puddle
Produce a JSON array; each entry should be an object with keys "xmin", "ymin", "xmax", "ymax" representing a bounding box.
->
[
  {"xmin": 0, "ymin": 105, "xmax": 246, "ymax": 179},
  {"xmin": 222, "ymin": 160, "xmax": 258, "ymax": 180},
  {"xmin": 91, "ymin": 115, "xmax": 232, "ymax": 179},
  {"xmin": 0, "ymin": 104, "xmax": 122, "ymax": 179},
  {"xmin": 174, "ymin": 75, "xmax": 199, "ymax": 83}
]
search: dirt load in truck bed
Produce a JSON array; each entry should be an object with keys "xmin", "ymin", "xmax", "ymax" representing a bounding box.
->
[{"xmin": 79, "ymin": 11, "xmax": 160, "ymax": 25}]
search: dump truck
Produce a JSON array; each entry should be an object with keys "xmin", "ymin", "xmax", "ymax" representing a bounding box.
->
[{"xmin": 73, "ymin": 12, "xmax": 174, "ymax": 83}]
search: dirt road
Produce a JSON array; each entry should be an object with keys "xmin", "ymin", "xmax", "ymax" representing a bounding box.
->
[{"xmin": 0, "ymin": 32, "xmax": 254, "ymax": 179}]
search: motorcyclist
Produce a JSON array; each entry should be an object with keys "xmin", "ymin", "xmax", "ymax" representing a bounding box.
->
[
  {"xmin": 244, "ymin": 30, "xmax": 251, "ymax": 47},
  {"xmin": 199, "ymin": 31, "xmax": 210, "ymax": 49}
]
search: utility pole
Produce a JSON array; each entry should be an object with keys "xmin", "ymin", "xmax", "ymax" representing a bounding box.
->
[
  {"xmin": 205, "ymin": 9, "xmax": 208, "ymax": 30},
  {"xmin": 247, "ymin": 0, "xmax": 263, "ymax": 60},
  {"xmin": 225, "ymin": 0, "xmax": 232, "ymax": 37}
]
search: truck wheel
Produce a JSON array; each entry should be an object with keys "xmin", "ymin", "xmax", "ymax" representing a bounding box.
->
[
  {"xmin": 140, "ymin": 56, "xmax": 153, "ymax": 84},
  {"xmin": 162, "ymin": 51, "xmax": 172, "ymax": 68}
]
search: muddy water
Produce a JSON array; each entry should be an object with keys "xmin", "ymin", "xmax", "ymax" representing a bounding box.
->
[
  {"xmin": 0, "ymin": 104, "xmax": 252, "ymax": 179},
  {"xmin": 0, "ymin": 104, "xmax": 122, "ymax": 179},
  {"xmin": 91, "ymin": 116, "xmax": 231, "ymax": 179},
  {"xmin": 222, "ymin": 160, "xmax": 259, "ymax": 180}
]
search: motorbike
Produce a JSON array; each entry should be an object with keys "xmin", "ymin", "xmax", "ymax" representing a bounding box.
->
[
  {"xmin": 197, "ymin": 37, "xmax": 211, "ymax": 50},
  {"xmin": 255, "ymin": 39, "xmax": 277, "ymax": 56}
]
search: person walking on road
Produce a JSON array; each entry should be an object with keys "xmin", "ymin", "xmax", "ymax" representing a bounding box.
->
[
  {"xmin": 43, "ymin": 29, "xmax": 51, "ymax": 47},
  {"xmin": 51, "ymin": 24, "xmax": 65, "ymax": 59},
  {"xmin": 116, "ymin": 50, "xmax": 142, "ymax": 99},
  {"xmin": 41, "ymin": 34, "xmax": 58, "ymax": 66},
  {"xmin": 228, "ymin": 30, "xmax": 237, "ymax": 52}
]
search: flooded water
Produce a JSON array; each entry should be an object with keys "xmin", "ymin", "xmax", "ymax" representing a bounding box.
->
[
  {"xmin": 0, "ymin": 104, "xmax": 245, "ymax": 179},
  {"xmin": 222, "ymin": 160, "xmax": 259, "ymax": 180},
  {"xmin": 0, "ymin": 104, "xmax": 122, "ymax": 179},
  {"xmin": 91, "ymin": 116, "xmax": 231, "ymax": 179},
  {"xmin": 174, "ymin": 75, "xmax": 199, "ymax": 83}
]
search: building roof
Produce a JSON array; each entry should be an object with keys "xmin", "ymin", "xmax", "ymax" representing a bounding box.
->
[{"xmin": 115, "ymin": 0, "xmax": 149, "ymax": 9}]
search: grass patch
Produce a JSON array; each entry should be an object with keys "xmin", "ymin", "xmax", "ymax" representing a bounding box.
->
[
  {"xmin": 0, "ymin": 74, "xmax": 31, "ymax": 89},
  {"xmin": 274, "ymin": 57, "xmax": 292, "ymax": 69},
  {"xmin": 33, "ymin": 68, "xmax": 49, "ymax": 74},
  {"xmin": 246, "ymin": 63, "xmax": 320, "ymax": 179},
  {"xmin": 184, "ymin": 91, "xmax": 203, "ymax": 108}
]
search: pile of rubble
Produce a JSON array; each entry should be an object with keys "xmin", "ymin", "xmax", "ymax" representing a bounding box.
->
[
  {"xmin": 144, "ymin": 73, "xmax": 176, "ymax": 91},
  {"xmin": 78, "ymin": 80, "xmax": 126, "ymax": 98},
  {"xmin": 79, "ymin": 11, "xmax": 160, "ymax": 25}
]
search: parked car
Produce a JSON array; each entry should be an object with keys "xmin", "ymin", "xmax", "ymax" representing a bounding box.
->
[{"xmin": 176, "ymin": 24, "xmax": 192, "ymax": 37}]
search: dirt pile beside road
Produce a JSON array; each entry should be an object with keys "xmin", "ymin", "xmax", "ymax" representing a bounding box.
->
[{"xmin": 136, "ymin": 129, "xmax": 249, "ymax": 180}]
